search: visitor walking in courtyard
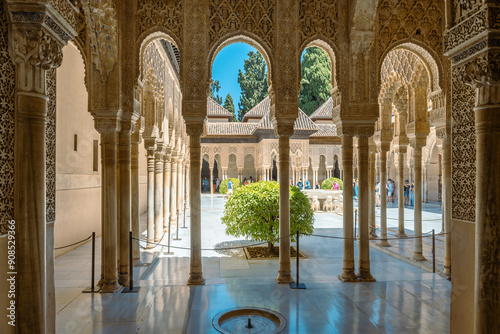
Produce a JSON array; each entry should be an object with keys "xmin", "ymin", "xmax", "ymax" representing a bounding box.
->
[
  {"xmin": 331, "ymin": 180, "xmax": 340, "ymax": 190},
  {"xmin": 315, "ymin": 182, "xmax": 320, "ymax": 189},
  {"xmin": 375, "ymin": 181, "xmax": 381, "ymax": 207},
  {"xmin": 404, "ymin": 180, "xmax": 410, "ymax": 206},
  {"xmin": 227, "ymin": 179, "xmax": 233, "ymax": 196},
  {"xmin": 305, "ymin": 179, "xmax": 311, "ymax": 189},
  {"xmin": 410, "ymin": 181, "xmax": 415, "ymax": 206},
  {"xmin": 289, "ymin": 178, "xmax": 294, "ymax": 187},
  {"xmin": 203, "ymin": 177, "xmax": 209, "ymax": 193},
  {"xmin": 297, "ymin": 179, "xmax": 303, "ymax": 190},
  {"xmin": 215, "ymin": 177, "xmax": 221, "ymax": 193}
]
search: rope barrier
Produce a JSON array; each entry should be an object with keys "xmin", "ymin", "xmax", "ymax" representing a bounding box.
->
[
  {"xmin": 132, "ymin": 233, "xmax": 294, "ymax": 251},
  {"xmin": 55, "ymin": 234, "xmax": 92, "ymax": 250},
  {"xmin": 375, "ymin": 215, "xmax": 443, "ymax": 222}
]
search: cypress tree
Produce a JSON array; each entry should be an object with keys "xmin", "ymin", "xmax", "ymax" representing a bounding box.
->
[
  {"xmin": 237, "ymin": 51, "xmax": 268, "ymax": 120},
  {"xmin": 299, "ymin": 47, "xmax": 332, "ymax": 116}
]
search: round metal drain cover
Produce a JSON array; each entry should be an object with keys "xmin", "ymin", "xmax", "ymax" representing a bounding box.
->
[{"xmin": 212, "ymin": 307, "xmax": 287, "ymax": 334}]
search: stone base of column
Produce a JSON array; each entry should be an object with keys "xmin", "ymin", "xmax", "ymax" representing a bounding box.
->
[
  {"xmin": 357, "ymin": 270, "xmax": 376, "ymax": 282},
  {"xmin": 395, "ymin": 231, "xmax": 408, "ymax": 238},
  {"xmin": 118, "ymin": 273, "xmax": 129, "ymax": 287},
  {"xmin": 146, "ymin": 239, "xmax": 155, "ymax": 249},
  {"xmin": 188, "ymin": 272, "xmax": 205, "ymax": 285},
  {"xmin": 276, "ymin": 271, "xmax": 294, "ymax": 284},
  {"xmin": 443, "ymin": 265, "xmax": 451, "ymax": 277},
  {"xmin": 377, "ymin": 240, "xmax": 391, "ymax": 247},
  {"xmin": 412, "ymin": 252, "xmax": 427, "ymax": 261},
  {"xmin": 100, "ymin": 280, "xmax": 121, "ymax": 293},
  {"xmin": 338, "ymin": 270, "xmax": 358, "ymax": 282}
]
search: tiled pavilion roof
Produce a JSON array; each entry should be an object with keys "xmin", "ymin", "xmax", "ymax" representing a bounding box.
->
[
  {"xmin": 309, "ymin": 97, "xmax": 333, "ymax": 120},
  {"xmin": 205, "ymin": 122, "xmax": 256, "ymax": 136},
  {"xmin": 310, "ymin": 124, "xmax": 337, "ymax": 137},
  {"xmin": 242, "ymin": 96, "xmax": 270, "ymax": 121},
  {"xmin": 207, "ymin": 98, "xmax": 233, "ymax": 118}
]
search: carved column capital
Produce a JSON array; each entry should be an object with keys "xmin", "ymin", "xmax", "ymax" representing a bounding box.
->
[
  {"xmin": 185, "ymin": 123, "xmax": 204, "ymax": 137},
  {"xmin": 274, "ymin": 123, "xmax": 294, "ymax": 138},
  {"xmin": 93, "ymin": 115, "xmax": 121, "ymax": 134}
]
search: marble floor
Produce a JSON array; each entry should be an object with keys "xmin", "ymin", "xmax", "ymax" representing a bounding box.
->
[{"xmin": 55, "ymin": 195, "xmax": 451, "ymax": 334}]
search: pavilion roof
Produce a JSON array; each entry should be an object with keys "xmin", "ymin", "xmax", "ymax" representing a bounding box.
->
[
  {"xmin": 205, "ymin": 122, "xmax": 256, "ymax": 136},
  {"xmin": 207, "ymin": 98, "xmax": 233, "ymax": 119},
  {"xmin": 310, "ymin": 97, "xmax": 333, "ymax": 120},
  {"xmin": 242, "ymin": 96, "xmax": 270, "ymax": 121}
]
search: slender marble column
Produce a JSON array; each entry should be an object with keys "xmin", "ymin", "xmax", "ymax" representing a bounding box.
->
[
  {"xmin": 188, "ymin": 133, "xmax": 205, "ymax": 285},
  {"xmin": 131, "ymin": 141, "xmax": 140, "ymax": 262},
  {"xmin": 15, "ymin": 72, "xmax": 49, "ymax": 331},
  {"xmin": 154, "ymin": 153, "xmax": 164, "ymax": 242},
  {"xmin": 177, "ymin": 160, "xmax": 184, "ymax": 226},
  {"xmin": 146, "ymin": 149, "xmax": 155, "ymax": 248},
  {"xmin": 276, "ymin": 134, "xmax": 293, "ymax": 283},
  {"xmin": 474, "ymin": 89, "xmax": 500, "ymax": 333},
  {"xmin": 396, "ymin": 150, "xmax": 408, "ymax": 237},
  {"xmin": 378, "ymin": 150, "xmax": 390, "ymax": 247},
  {"xmin": 423, "ymin": 166, "xmax": 428, "ymax": 203},
  {"xmin": 186, "ymin": 164, "xmax": 190, "ymax": 211},
  {"xmin": 170, "ymin": 158, "xmax": 178, "ymax": 226},
  {"xmin": 100, "ymin": 131, "xmax": 122, "ymax": 292},
  {"xmin": 118, "ymin": 131, "xmax": 132, "ymax": 286},
  {"xmin": 442, "ymin": 136, "xmax": 451, "ymax": 276},
  {"xmin": 163, "ymin": 155, "xmax": 171, "ymax": 231},
  {"xmin": 412, "ymin": 146, "xmax": 426, "ymax": 261},
  {"xmin": 357, "ymin": 136, "xmax": 375, "ymax": 281},
  {"xmin": 339, "ymin": 135, "xmax": 357, "ymax": 281},
  {"xmin": 210, "ymin": 167, "xmax": 214, "ymax": 194}
]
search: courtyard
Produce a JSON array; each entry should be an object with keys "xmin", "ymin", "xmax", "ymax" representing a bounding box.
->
[{"xmin": 55, "ymin": 195, "xmax": 450, "ymax": 334}]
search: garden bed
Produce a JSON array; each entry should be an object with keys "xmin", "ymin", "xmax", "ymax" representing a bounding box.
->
[{"xmin": 243, "ymin": 246, "xmax": 307, "ymax": 260}]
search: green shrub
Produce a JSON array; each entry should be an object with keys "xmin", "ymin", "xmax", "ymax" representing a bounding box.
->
[
  {"xmin": 219, "ymin": 178, "xmax": 242, "ymax": 195},
  {"xmin": 221, "ymin": 181, "xmax": 314, "ymax": 252},
  {"xmin": 321, "ymin": 177, "xmax": 343, "ymax": 190}
]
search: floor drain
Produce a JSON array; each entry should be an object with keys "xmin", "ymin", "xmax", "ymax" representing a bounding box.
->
[{"xmin": 212, "ymin": 307, "xmax": 287, "ymax": 333}]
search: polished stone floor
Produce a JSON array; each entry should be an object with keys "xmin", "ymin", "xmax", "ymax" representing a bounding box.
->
[{"xmin": 55, "ymin": 195, "xmax": 451, "ymax": 333}]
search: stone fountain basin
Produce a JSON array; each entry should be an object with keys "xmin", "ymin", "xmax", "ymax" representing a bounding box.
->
[{"xmin": 212, "ymin": 307, "xmax": 287, "ymax": 334}]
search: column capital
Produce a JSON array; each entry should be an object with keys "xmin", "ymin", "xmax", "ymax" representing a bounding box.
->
[
  {"xmin": 185, "ymin": 123, "xmax": 204, "ymax": 137},
  {"xmin": 93, "ymin": 114, "xmax": 121, "ymax": 134},
  {"xmin": 272, "ymin": 121, "xmax": 295, "ymax": 138}
]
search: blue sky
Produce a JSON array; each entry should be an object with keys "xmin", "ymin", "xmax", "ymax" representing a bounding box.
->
[{"xmin": 211, "ymin": 43, "xmax": 263, "ymax": 109}]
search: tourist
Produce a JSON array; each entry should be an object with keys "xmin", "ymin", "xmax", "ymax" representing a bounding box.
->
[
  {"xmin": 375, "ymin": 181, "xmax": 381, "ymax": 207},
  {"xmin": 353, "ymin": 179, "xmax": 358, "ymax": 200},
  {"xmin": 202, "ymin": 177, "xmax": 209, "ymax": 193},
  {"xmin": 315, "ymin": 182, "xmax": 320, "ymax": 189},
  {"xmin": 387, "ymin": 179, "xmax": 394, "ymax": 203},
  {"xmin": 410, "ymin": 181, "xmax": 415, "ymax": 206},
  {"xmin": 331, "ymin": 180, "xmax": 340, "ymax": 190},
  {"xmin": 305, "ymin": 180, "xmax": 311, "ymax": 189},
  {"xmin": 297, "ymin": 178, "xmax": 303, "ymax": 190},
  {"xmin": 404, "ymin": 180, "xmax": 410, "ymax": 206},
  {"xmin": 391, "ymin": 180, "xmax": 396, "ymax": 203},
  {"xmin": 215, "ymin": 177, "xmax": 221, "ymax": 193},
  {"xmin": 289, "ymin": 178, "xmax": 294, "ymax": 186},
  {"xmin": 227, "ymin": 179, "xmax": 233, "ymax": 196}
]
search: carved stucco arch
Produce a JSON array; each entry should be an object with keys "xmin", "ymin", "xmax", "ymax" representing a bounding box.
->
[
  {"xmin": 378, "ymin": 40, "xmax": 443, "ymax": 94},
  {"xmin": 299, "ymin": 37, "xmax": 340, "ymax": 90},
  {"xmin": 137, "ymin": 30, "xmax": 182, "ymax": 83},
  {"xmin": 208, "ymin": 33, "xmax": 274, "ymax": 88}
]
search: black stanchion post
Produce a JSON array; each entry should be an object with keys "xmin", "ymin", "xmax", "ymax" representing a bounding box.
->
[
  {"xmin": 290, "ymin": 229, "xmax": 306, "ymax": 289},
  {"xmin": 432, "ymin": 229, "xmax": 436, "ymax": 274},
  {"xmin": 123, "ymin": 231, "xmax": 140, "ymax": 293},
  {"xmin": 83, "ymin": 232, "xmax": 96, "ymax": 293},
  {"xmin": 181, "ymin": 201, "xmax": 187, "ymax": 229},
  {"xmin": 173, "ymin": 209, "xmax": 182, "ymax": 240}
]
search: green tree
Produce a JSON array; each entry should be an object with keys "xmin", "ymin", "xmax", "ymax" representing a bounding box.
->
[
  {"xmin": 299, "ymin": 47, "xmax": 332, "ymax": 116},
  {"xmin": 210, "ymin": 79, "xmax": 223, "ymax": 104},
  {"xmin": 237, "ymin": 51, "xmax": 268, "ymax": 120},
  {"xmin": 222, "ymin": 181, "xmax": 314, "ymax": 253},
  {"xmin": 223, "ymin": 94, "xmax": 237, "ymax": 122}
]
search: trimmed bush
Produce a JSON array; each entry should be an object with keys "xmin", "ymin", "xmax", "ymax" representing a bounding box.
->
[
  {"xmin": 219, "ymin": 178, "xmax": 242, "ymax": 195},
  {"xmin": 321, "ymin": 177, "xmax": 343, "ymax": 190},
  {"xmin": 221, "ymin": 181, "xmax": 314, "ymax": 252}
]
